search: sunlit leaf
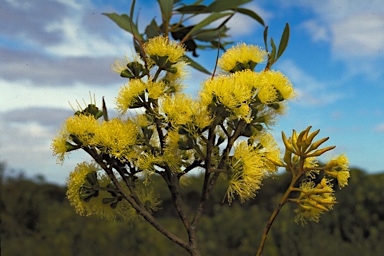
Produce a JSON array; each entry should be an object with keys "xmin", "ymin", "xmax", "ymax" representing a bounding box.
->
[
  {"xmin": 103, "ymin": 13, "xmax": 142, "ymax": 40},
  {"xmin": 235, "ymin": 8, "xmax": 265, "ymax": 27}
]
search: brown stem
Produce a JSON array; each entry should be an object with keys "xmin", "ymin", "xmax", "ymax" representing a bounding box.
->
[
  {"xmin": 191, "ymin": 127, "xmax": 215, "ymax": 228},
  {"xmin": 256, "ymin": 182, "xmax": 293, "ymax": 256},
  {"xmin": 84, "ymin": 148, "xmax": 190, "ymax": 252},
  {"xmin": 256, "ymin": 157, "xmax": 304, "ymax": 256}
]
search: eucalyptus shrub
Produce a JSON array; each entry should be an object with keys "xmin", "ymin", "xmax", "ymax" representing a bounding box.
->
[{"xmin": 51, "ymin": 1, "xmax": 350, "ymax": 255}]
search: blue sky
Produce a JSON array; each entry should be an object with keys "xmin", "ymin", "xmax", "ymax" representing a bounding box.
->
[{"xmin": 1, "ymin": 0, "xmax": 383, "ymax": 184}]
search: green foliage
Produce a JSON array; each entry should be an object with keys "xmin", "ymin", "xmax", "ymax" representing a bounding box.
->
[
  {"xmin": 103, "ymin": 0, "xmax": 266, "ymax": 74},
  {"xmin": 1, "ymin": 166, "xmax": 383, "ymax": 255}
]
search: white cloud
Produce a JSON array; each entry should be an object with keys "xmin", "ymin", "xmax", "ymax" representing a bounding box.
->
[
  {"xmin": 281, "ymin": 0, "xmax": 384, "ymax": 81},
  {"xmin": 1, "ymin": 78, "xmax": 119, "ymax": 112},
  {"xmin": 0, "ymin": 119, "xmax": 91, "ymax": 184},
  {"xmin": 278, "ymin": 59, "xmax": 344, "ymax": 107},
  {"xmin": 43, "ymin": 2, "xmax": 133, "ymax": 58},
  {"xmin": 300, "ymin": 19, "xmax": 329, "ymax": 42},
  {"xmin": 332, "ymin": 13, "xmax": 384, "ymax": 58},
  {"xmin": 293, "ymin": 0, "xmax": 384, "ymax": 59}
]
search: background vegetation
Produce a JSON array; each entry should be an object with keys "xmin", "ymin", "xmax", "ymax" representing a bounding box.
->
[{"xmin": 1, "ymin": 162, "xmax": 383, "ymax": 256}]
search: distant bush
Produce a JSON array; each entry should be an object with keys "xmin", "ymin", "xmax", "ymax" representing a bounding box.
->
[{"xmin": 1, "ymin": 167, "xmax": 383, "ymax": 255}]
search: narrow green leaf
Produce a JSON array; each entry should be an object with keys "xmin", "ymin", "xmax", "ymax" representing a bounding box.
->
[
  {"xmin": 103, "ymin": 13, "xmax": 142, "ymax": 40},
  {"xmin": 184, "ymin": 55, "xmax": 211, "ymax": 75},
  {"xmin": 263, "ymin": 26, "xmax": 269, "ymax": 52},
  {"xmin": 234, "ymin": 8, "xmax": 265, "ymax": 27},
  {"xmin": 276, "ymin": 23, "xmax": 290, "ymax": 60},
  {"xmin": 189, "ymin": 12, "xmax": 232, "ymax": 36},
  {"xmin": 207, "ymin": 0, "xmax": 251, "ymax": 12},
  {"xmin": 157, "ymin": 0, "xmax": 174, "ymax": 20},
  {"xmin": 194, "ymin": 26, "xmax": 228, "ymax": 42},
  {"xmin": 175, "ymin": 5, "xmax": 208, "ymax": 13},
  {"xmin": 270, "ymin": 37, "xmax": 277, "ymax": 61}
]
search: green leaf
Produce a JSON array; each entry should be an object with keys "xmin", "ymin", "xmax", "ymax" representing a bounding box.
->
[
  {"xmin": 234, "ymin": 8, "xmax": 265, "ymax": 27},
  {"xmin": 103, "ymin": 13, "xmax": 142, "ymax": 41},
  {"xmin": 194, "ymin": 26, "xmax": 228, "ymax": 42},
  {"xmin": 157, "ymin": 0, "xmax": 174, "ymax": 20},
  {"xmin": 270, "ymin": 37, "xmax": 277, "ymax": 62},
  {"xmin": 175, "ymin": 4, "xmax": 207, "ymax": 13},
  {"xmin": 189, "ymin": 12, "xmax": 232, "ymax": 36},
  {"xmin": 184, "ymin": 55, "xmax": 211, "ymax": 75},
  {"xmin": 145, "ymin": 19, "xmax": 162, "ymax": 39},
  {"xmin": 276, "ymin": 23, "xmax": 290, "ymax": 60},
  {"xmin": 207, "ymin": 0, "xmax": 251, "ymax": 12},
  {"xmin": 263, "ymin": 26, "xmax": 269, "ymax": 52}
]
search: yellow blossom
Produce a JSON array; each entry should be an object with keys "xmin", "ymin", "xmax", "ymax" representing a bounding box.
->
[
  {"xmin": 137, "ymin": 153, "xmax": 162, "ymax": 173},
  {"xmin": 147, "ymin": 80, "xmax": 166, "ymax": 99},
  {"xmin": 253, "ymin": 132, "xmax": 282, "ymax": 172},
  {"xmin": 65, "ymin": 114, "xmax": 99, "ymax": 146},
  {"xmin": 115, "ymin": 79, "xmax": 147, "ymax": 113},
  {"xmin": 67, "ymin": 162, "xmax": 98, "ymax": 216},
  {"xmin": 336, "ymin": 170, "xmax": 350, "ymax": 188},
  {"xmin": 165, "ymin": 129, "xmax": 181, "ymax": 155},
  {"xmin": 51, "ymin": 131, "xmax": 69, "ymax": 163},
  {"xmin": 93, "ymin": 118, "xmax": 138, "ymax": 160},
  {"xmin": 144, "ymin": 35, "xmax": 185, "ymax": 64},
  {"xmin": 137, "ymin": 188, "xmax": 162, "ymax": 213},
  {"xmin": 111, "ymin": 55, "xmax": 131, "ymax": 74},
  {"xmin": 163, "ymin": 129, "xmax": 195, "ymax": 171},
  {"xmin": 293, "ymin": 178, "xmax": 337, "ymax": 225},
  {"xmin": 200, "ymin": 72, "xmax": 254, "ymax": 122},
  {"xmin": 134, "ymin": 114, "xmax": 153, "ymax": 127},
  {"xmin": 324, "ymin": 153, "xmax": 350, "ymax": 188},
  {"xmin": 162, "ymin": 94, "xmax": 195, "ymax": 125},
  {"xmin": 256, "ymin": 70, "xmax": 296, "ymax": 101},
  {"xmin": 67, "ymin": 162, "xmax": 136, "ymax": 221},
  {"xmin": 226, "ymin": 141, "xmax": 266, "ymax": 203},
  {"xmin": 304, "ymin": 157, "xmax": 319, "ymax": 171},
  {"xmin": 193, "ymin": 102, "xmax": 214, "ymax": 129},
  {"xmin": 294, "ymin": 205, "xmax": 323, "ymax": 226},
  {"xmin": 218, "ymin": 43, "xmax": 267, "ymax": 73}
]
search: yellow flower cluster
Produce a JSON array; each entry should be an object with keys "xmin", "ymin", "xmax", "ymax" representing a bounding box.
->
[
  {"xmin": 51, "ymin": 114, "xmax": 139, "ymax": 162},
  {"xmin": 66, "ymin": 162, "xmax": 129, "ymax": 220},
  {"xmin": 324, "ymin": 153, "xmax": 350, "ymax": 188},
  {"xmin": 51, "ymin": 114, "xmax": 99, "ymax": 163},
  {"xmin": 115, "ymin": 79, "xmax": 167, "ymax": 113},
  {"xmin": 200, "ymin": 69, "xmax": 295, "ymax": 122},
  {"xmin": 226, "ymin": 140, "xmax": 278, "ymax": 203},
  {"xmin": 66, "ymin": 162, "xmax": 161, "ymax": 222},
  {"xmin": 93, "ymin": 118, "xmax": 138, "ymax": 160},
  {"xmin": 161, "ymin": 94, "xmax": 213, "ymax": 129},
  {"xmin": 218, "ymin": 43, "xmax": 267, "ymax": 73},
  {"xmin": 294, "ymin": 178, "xmax": 336, "ymax": 226},
  {"xmin": 277, "ymin": 127, "xmax": 350, "ymax": 224},
  {"xmin": 144, "ymin": 35, "xmax": 185, "ymax": 64}
]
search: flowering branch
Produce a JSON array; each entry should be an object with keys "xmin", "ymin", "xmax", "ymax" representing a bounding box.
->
[{"xmin": 51, "ymin": 1, "xmax": 350, "ymax": 256}]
